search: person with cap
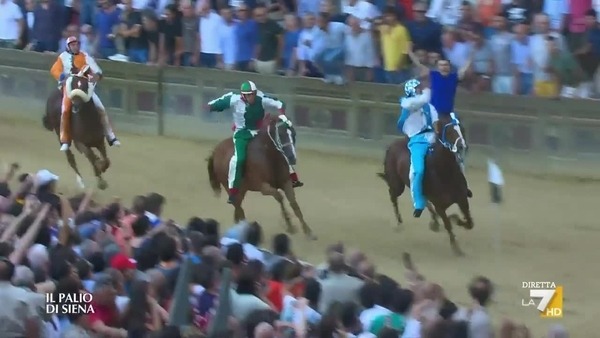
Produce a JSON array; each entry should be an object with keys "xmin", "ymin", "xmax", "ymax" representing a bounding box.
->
[
  {"xmin": 34, "ymin": 169, "xmax": 62, "ymax": 216},
  {"xmin": 207, "ymin": 80, "xmax": 304, "ymax": 204},
  {"xmin": 396, "ymin": 79, "xmax": 439, "ymax": 218},
  {"xmin": 110, "ymin": 252, "xmax": 138, "ymax": 294},
  {"xmin": 50, "ymin": 35, "xmax": 120, "ymax": 152}
]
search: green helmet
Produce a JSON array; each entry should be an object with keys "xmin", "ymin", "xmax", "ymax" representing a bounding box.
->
[{"xmin": 240, "ymin": 81, "xmax": 257, "ymax": 94}]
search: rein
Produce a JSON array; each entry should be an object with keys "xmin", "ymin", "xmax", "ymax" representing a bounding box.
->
[{"xmin": 267, "ymin": 121, "xmax": 287, "ymax": 151}]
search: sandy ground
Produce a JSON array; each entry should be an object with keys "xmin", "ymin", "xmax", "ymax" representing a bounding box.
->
[{"xmin": 1, "ymin": 118, "xmax": 596, "ymax": 335}]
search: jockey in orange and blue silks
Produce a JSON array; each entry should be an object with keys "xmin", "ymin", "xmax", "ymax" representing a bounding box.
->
[
  {"xmin": 397, "ymin": 79, "xmax": 438, "ymax": 218},
  {"xmin": 50, "ymin": 36, "xmax": 120, "ymax": 152}
]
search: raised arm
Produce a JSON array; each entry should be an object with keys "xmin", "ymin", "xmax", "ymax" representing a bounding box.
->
[
  {"xmin": 457, "ymin": 49, "xmax": 473, "ymax": 80},
  {"xmin": 208, "ymin": 92, "xmax": 238, "ymax": 112},
  {"xmin": 406, "ymin": 46, "xmax": 430, "ymax": 78}
]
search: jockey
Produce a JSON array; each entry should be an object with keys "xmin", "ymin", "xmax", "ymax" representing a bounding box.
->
[
  {"xmin": 208, "ymin": 81, "xmax": 304, "ymax": 204},
  {"xmin": 50, "ymin": 36, "xmax": 120, "ymax": 152},
  {"xmin": 397, "ymin": 79, "xmax": 438, "ymax": 218}
]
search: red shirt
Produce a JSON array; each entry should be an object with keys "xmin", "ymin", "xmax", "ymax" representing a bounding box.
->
[
  {"xmin": 266, "ymin": 280, "xmax": 284, "ymax": 313},
  {"xmin": 89, "ymin": 300, "xmax": 120, "ymax": 327}
]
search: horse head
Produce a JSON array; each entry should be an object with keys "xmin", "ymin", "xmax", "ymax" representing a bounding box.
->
[
  {"xmin": 436, "ymin": 114, "xmax": 466, "ymax": 156},
  {"xmin": 265, "ymin": 115, "xmax": 297, "ymax": 165},
  {"xmin": 65, "ymin": 65, "xmax": 95, "ymax": 111}
]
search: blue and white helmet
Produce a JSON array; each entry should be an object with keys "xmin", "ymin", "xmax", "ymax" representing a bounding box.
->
[{"xmin": 404, "ymin": 79, "xmax": 421, "ymax": 97}]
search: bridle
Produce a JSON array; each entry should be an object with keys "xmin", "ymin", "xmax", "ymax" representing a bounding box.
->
[
  {"xmin": 438, "ymin": 118, "xmax": 465, "ymax": 154},
  {"xmin": 267, "ymin": 120, "xmax": 297, "ymax": 162}
]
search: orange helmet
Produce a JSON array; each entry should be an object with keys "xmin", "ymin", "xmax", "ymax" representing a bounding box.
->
[{"xmin": 65, "ymin": 36, "xmax": 79, "ymax": 53}]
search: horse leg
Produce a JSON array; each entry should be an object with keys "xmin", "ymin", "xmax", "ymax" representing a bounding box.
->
[
  {"xmin": 389, "ymin": 186, "xmax": 404, "ymax": 231},
  {"xmin": 78, "ymin": 144, "xmax": 108, "ymax": 190},
  {"xmin": 65, "ymin": 149, "xmax": 85, "ymax": 189},
  {"xmin": 427, "ymin": 202, "xmax": 441, "ymax": 232},
  {"xmin": 448, "ymin": 198, "xmax": 474, "ymax": 230},
  {"xmin": 95, "ymin": 142, "xmax": 111, "ymax": 173},
  {"xmin": 232, "ymin": 189, "xmax": 247, "ymax": 223},
  {"xmin": 282, "ymin": 182, "xmax": 316, "ymax": 240},
  {"xmin": 435, "ymin": 205, "xmax": 464, "ymax": 256},
  {"xmin": 260, "ymin": 183, "xmax": 296, "ymax": 234}
]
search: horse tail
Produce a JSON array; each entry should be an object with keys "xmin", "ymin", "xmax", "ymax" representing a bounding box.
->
[{"xmin": 206, "ymin": 154, "xmax": 221, "ymax": 196}]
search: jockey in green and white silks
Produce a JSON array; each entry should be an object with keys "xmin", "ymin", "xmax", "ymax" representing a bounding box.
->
[
  {"xmin": 397, "ymin": 79, "xmax": 438, "ymax": 218},
  {"xmin": 208, "ymin": 81, "xmax": 304, "ymax": 204}
]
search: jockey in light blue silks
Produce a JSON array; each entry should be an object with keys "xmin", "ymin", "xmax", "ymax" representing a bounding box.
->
[{"xmin": 397, "ymin": 79, "xmax": 439, "ymax": 218}]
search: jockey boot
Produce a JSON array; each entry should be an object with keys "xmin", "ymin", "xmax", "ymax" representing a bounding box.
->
[
  {"xmin": 98, "ymin": 108, "xmax": 120, "ymax": 147},
  {"xmin": 227, "ymin": 188, "xmax": 239, "ymax": 204},
  {"xmin": 290, "ymin": 172, "xmax": 304, "ymax": 188},
  {"xmin": 413, "ymin": 208, "xmax": 424, "ymax": 218},
  {"xmin": 108, "ymin": 137, "xmax": 121, "ymax": 147},
  {"xmin": 467, "ymin": 188, "xmax": 473, "ymax": 198},
  {"xmin": 60, "ymin": 143, "xmax": 70, "ymax": 152}
]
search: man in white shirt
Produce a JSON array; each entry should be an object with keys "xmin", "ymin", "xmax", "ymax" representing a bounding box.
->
[
  {"xmin": 427, "ymin": 0, "xmax": 462, "ymax": 26},
  {"xmin": 343, "ymin": 0, "xmax": 379, "ymax": 29},
  {"xmin": 345, "ymin": 15, "xmax": 376, "ymax": 82},
  {"xmin": 297, "ymin": 12, "xmax": 322, "ymax": 77},
  {"xmin": 313, "ymin": 12, "xmax": 346, "ymax": 84},
  {"xmin": 198, "ymin": 1, "xmax": 224, "ymax": 68},
  {"xmin": 0, "ymin": 0, "xmax": 24, "ymax": 48},
  {"xmin": 529, "ymin": 13, "xmax": 566, "ymax": 97},
  {"xmin": 219, "ymin": 6, "xmax": 237, "ymax": 70}
]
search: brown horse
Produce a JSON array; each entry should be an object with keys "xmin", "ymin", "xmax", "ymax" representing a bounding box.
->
[
  {"xmin": 43, "ymin": 68, "xmax": 110, "ymax": 190},
  {"xmin": 378, "ymin": 114, "xmax": 473, "ymax": 255},
  {"xmin": 207, "ymin": 116, "xmax": 315, "ymax": 239}
]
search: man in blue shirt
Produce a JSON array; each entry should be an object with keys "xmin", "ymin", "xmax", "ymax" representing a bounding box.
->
[{"xmin": 407, "ymin": 48, "xmax": 473, "ymax": 197}]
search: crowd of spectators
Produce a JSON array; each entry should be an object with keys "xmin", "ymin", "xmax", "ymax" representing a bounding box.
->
[
  {"xmin": 0, "ymin": 0, "xmax": 599, "ymax": 97},
  {"xmin": 0, "ymin": 161, "xmax": 573, "ymax": 337}
]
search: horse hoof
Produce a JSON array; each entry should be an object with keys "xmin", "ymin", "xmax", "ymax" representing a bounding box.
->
[
  {"xmin": 452, "ymin": 245, "xmax": 465, "ymax": 256},
  {"xmin": 429, "ymin": 221, "xmax": 440, "ymax": 232},
  {"xmin": 97, "ymin": 179, "xmax": 108, "ymax": 190}
]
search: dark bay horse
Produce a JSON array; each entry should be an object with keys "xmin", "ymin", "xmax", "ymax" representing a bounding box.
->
[
  {"xmin": 43, "ymin": 67, "xmax": 110, "ymax": 190},
  {"xmin": 378, "ymin": 115, "xmax": 473, "ymax": 255},
  {"xmin": 207, "ymin": 117, "xmax": 315, "ymax": 239}
]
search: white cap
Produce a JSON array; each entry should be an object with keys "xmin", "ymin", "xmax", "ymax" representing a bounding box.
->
[{"xmin": 35, "ymin": 169, "xmax": 59, "ymax": 186}]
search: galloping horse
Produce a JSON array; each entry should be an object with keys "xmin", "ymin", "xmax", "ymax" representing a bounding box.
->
[
  {"xmin": 207, "ymin": 116, "xmax": 315, "ymax": 239},
  {"xmin": 378, "ymin": 114, "xmax": 473, "ymax": 255},
  {"xmin": 43, "ymin": 67, "xmax": 110, "ymax": 190}
]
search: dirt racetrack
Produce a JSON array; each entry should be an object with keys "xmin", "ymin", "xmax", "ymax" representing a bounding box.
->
[{"xmin": 1, "ymin": 117, "xmax": 596, "ymax": 335}]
